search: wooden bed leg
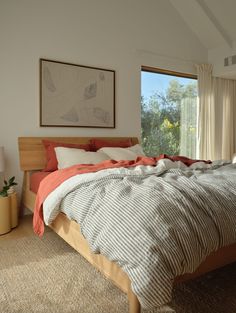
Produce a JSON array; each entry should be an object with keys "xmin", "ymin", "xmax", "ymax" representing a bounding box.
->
[
  {"xmin": 19, "ymin": 173, "xmax": 27, "ymax": 217},
  {"xmin": 128, "ymin": 287, "xmax": 141, "ymax": 313}
]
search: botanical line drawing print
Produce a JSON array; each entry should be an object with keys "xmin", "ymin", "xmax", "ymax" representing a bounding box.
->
[{"xmin": 40, "ymin": 59, "xmax": 115, "ymax": 128}]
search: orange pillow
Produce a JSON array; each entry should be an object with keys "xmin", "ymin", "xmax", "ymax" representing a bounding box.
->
[
  {"xmin": 90, "ymin": 138, "xmax": 133, "ymax": 151},
  {"xmin": 42, "ymin": 140, "xmax": 91, "ymax": 172}
]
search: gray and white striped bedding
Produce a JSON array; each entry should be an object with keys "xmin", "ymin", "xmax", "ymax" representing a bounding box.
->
[{"xmin": 43, "ymin": 160, "xmax": 236, "ymax": 310}]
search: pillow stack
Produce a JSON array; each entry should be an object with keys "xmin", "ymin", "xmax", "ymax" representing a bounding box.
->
[
  {"xmin": 42, "ymin": 138, "xmax": 146, "ymax": 170},
  {"xmin": 42, "ymin": 140, "xmax": 90, "ymax": 172}
]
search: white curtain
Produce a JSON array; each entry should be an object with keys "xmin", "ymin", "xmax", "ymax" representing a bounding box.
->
[
  {"xmin": 196, "ymin": 64, "xmax": 236, "ymax": 160},
  {"xmin": 213, "ymin": 78, "xmax": 236, "ymax": 160},
  {"xmin": 196, "ymin": 64, "xmax": 215, "ymax": 160}
]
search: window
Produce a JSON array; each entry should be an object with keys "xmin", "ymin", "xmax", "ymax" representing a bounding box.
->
[{"xmin": 141, "ymin": 67, "xmax": 198, "ymax": 158}]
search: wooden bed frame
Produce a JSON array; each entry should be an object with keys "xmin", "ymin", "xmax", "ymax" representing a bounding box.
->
[{"xmin": 18, "ymin": 137, "xmax": 236, "ymax": 313}]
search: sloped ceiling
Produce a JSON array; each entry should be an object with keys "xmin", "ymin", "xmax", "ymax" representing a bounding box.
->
[
  {"xmin": 169, "ymin": 0, "xmax": 236, "ymax": 77},
  {"xmin": 170, "ymin": 0, "xmax": 234, "ymax": 49},
  {"xmin": 204, "ymin": 0, "xmax": 236, "ymax": 44}
]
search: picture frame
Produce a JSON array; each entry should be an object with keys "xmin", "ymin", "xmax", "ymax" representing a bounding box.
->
[{"xmin": 40, "ymin": 59, "xmax": 115, "ymax": 128}]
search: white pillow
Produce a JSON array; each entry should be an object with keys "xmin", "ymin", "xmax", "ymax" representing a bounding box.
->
[
  {"xmin": 55, "ymin": 147, "xmax": 111, "ymax": 169},
  {"xmin": 98, "ymin": 144, "xmax": 145, "ymax": 161},
  {"xmin": 128, "ymin": 144, "xmax": 145, "ymax": 156}
]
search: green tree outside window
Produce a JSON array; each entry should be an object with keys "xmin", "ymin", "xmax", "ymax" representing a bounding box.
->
[{"xmin": 141, "ymin": 79, "xmax": 197, "ymax": 158}]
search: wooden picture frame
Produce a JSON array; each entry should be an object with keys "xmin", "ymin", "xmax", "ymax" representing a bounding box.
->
[{"xmin": 40, "ymin": 59, "xmax": 115, "ymax": 128}]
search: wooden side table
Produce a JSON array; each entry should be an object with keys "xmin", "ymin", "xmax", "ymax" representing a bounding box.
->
[{"xmin": 0, "ymin": 192, "xmax": 18, "ymax": 235}]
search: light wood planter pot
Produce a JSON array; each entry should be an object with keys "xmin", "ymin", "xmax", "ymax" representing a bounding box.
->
[
  {"xmin": 10, "ymin": 192, "xmax": 18, "ymax": 228},
  {"xmin": 0, "ymin": 192, "xmax": 18, "ymax": 235}
]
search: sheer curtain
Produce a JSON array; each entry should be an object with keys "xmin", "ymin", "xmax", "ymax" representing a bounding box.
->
[
  {"xmin": 213, "ymin": 78, "xmax": 236, "ymax": 160},
  {"xmin": 195, "ymin": 64, "xmax": 215, "ymax": 160},
  {"xmin": 196, "ymin": 64, "xmax": 236, "ymax": 160}
]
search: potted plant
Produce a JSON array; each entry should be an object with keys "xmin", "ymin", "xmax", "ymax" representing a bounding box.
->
[
  {"xmin": 0, "ymin": 176, "xmax": 17, "ymax": 196},
  {"xmin": 0, "ymin": 176, "xmax": 18, "ymax": 234}
]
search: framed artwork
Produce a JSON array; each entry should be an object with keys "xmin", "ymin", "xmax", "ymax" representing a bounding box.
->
[{"xmin": 40, "ymin": 59, "xmax": 115, "ymax": 128}]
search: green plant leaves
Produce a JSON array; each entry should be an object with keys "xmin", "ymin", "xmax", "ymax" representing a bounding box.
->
[
  {"xmin": 0, "ymin": 186, "xmax": 9, "ymax": 197},
  {"xmin": 0, "ymin": 176, "xmax": 18, "ymax": 197},
  {"xmin": 9, "ymin": 176, "xmax": 16, "ymax": 185}
]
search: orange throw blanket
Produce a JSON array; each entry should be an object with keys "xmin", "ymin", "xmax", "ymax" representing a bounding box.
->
[{"xmin": 33, "ymin": 155, "xmax": 211, "ymax": 236}]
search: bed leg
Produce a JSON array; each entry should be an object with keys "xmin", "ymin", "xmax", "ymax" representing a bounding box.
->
[
  {"xmin": 128, "ymin": 287, "xmax": 141, "ymax": 313},
  {"xmin": 19, "ymin": 173, "xmax": 27, "ymax": 217}
]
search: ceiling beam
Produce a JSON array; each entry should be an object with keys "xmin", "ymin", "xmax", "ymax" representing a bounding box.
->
[
  {"xmin": 170, "ymin": 0, "xmax": 232, "ymax": 49},
  {"xmin": 196, "ymin": 0, "xmax": 232, "ymax": 48}
]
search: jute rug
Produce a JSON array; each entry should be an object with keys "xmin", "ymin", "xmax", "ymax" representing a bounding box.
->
[{"xmin": 1, "ymin": 230, "xmax": 236, "ymax": 313}]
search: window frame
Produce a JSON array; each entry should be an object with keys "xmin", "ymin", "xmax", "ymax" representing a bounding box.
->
[
  {"xmin": 141, "ymin": 65, "xmax": 198, "ymax": 158},
  {"xmin": 141, "ymin": 66, "xmax": 197, "ymax": 80}
]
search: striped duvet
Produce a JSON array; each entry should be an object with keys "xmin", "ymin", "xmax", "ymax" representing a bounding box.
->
[{"xmin": 42, "ymin": 159, "xmax": 236, "ymax": 310}]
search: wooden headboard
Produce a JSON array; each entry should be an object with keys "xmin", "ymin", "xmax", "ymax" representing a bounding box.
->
[{"xmin": 18, "ymin": 137, "xmax": 139, "ymax": 171}]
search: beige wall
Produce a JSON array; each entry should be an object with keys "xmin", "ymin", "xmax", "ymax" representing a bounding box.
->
[
  {"xmin": 0, "ymin": 0, "xmax": 207, "ymax": 195},
  {"xmin": 208, "ymin": 42, "xmax": 236, "ymax": 79}
]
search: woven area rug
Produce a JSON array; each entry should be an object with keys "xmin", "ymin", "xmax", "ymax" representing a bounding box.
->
[{"xmin": 1, "ymin": 230, "xmax": 236, "ymax": 313}]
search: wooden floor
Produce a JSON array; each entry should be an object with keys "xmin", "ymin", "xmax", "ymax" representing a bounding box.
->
[{"xmin": 0, "ymin": 214, "xmax": 37, "ymax": 242}]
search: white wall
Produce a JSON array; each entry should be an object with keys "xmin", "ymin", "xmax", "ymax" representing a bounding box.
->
[
  {"xmin": 0, "ymin": 0, "xmax": 207, "ymax": 195},
  {"xmin": 208, "ymin": 41, "xmax": 236, "ymax": 79}
]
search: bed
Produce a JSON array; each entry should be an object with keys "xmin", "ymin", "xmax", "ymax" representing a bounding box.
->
[{"xmin": 18, "ymin": 136, "xmax": 236, "ymax": 313}]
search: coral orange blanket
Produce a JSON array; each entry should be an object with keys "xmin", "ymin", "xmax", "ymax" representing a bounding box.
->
[{"xmin": 33, "ymin": 155, "xmax": 211, "ymax": 236}]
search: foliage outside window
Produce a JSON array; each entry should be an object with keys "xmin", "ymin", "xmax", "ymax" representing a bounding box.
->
[{"xmin": 141, "ymin": 70, "xmax": 198, "ymax": 158}]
